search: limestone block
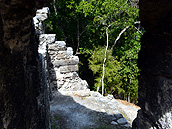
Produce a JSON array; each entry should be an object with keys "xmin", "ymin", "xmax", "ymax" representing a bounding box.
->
[
  {"xmin": 48, "ymin": 51, "xmax": 55, "ymax": 55},
  {"xmin": 56, "ymin": 55, "xmax": 65, "ymax": 60},
  {"xmin": 58, "ymin": 51, "xmax": 66, "ymax": 55},
  {"xmin": 81, "ymin": 80, "xmax": 88, "ymax": 89},
  {"xmin": 37, "ymin": 7, "xmax": 49, "ymax": 15},
  {"xmin": 33, "ymin": 17, "xmax": 39, "ymax": 25},
  {"xmin": 117, "ymin": 118, "xmax": 128, "ymax": 125},
  {"xmin": 55, "ymin": 41, "xmax": 66, "ymax": 47},
  {"xmin": 57, "ymin": 80, "xmax": 64, "ymax": 85},
  {"xmin": 38, "ymin": 41, "xmax": 47, "ymax": 55},
  {"xmin": 66, "ymin": 47, "xmax": 73, "ymax": 56},
  {"xmin": 54, "ymin": 57, "xmax": 79, "ymax": 67},
  {"xmin": 33, "ymin": 7, "xmax": 50, "ymax": 34},
  {"xmin": 115, "ymin": 114, "xmax": 123, "ymax": 119},
  {"xmin": 36, "ymin": 7, "xmax": 49, "ymax": 21},
  {"xmin": 48, "ymin": 44, "xmax": 59, "ymax": 50},
  {"xmin": 56, "ymin": 51, "xmax": 66, "ymax": 59},
  {"xmin": 39, "ymin": 34, "xmax": 56, "ymax": 44},
  {"xmin": 72, "ymin": 72, "xmax": 79, "ymax": 78},
  {"xmin": 62, "ymin": 72, "xmax": 79, "ymax": 80},
  {"xmin": 73, "ymin": 79, "xmax": 88, "ymax": 90},
  {"xmin": 63, "ymin": 73, "xmax": 74, "ymax": 79},
  {"xmin": 60, "ymin": 65, "xmax": 78, "ymax": 73},
  {"xmin": 111, "ymin": 121, "xmax": 118, "ymax": 125},
  {"xmin": 112, "ymin": 117, "xmax": 117, "ymax": 121},
  {"xmin": 55, "ymin": 73, "xmax": 64, "ymax": 80},
  {"xmin": 36, "ymin": 14, "xmax": 48, "ymax": 21}
]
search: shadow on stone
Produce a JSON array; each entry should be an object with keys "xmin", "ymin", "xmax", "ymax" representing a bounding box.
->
[{"xmin": 50, "ymin": 91, "xmax": 130, "ymax": 129}]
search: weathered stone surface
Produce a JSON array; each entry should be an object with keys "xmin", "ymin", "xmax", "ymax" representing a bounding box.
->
[
  {"xmin": 56, "ymin": 51, "xmax": 66, "ymax": 59},
  {"xmin": 36, "ymin": 7, "xmax": 49, "ymax": 21},
  {"xmin": 39, "ymin": 34, "xmax": 56, "ymax": 44},
  {"xmin": 115, "ymin": 114, "xmax": 123, "ymax": 119},
  {"xmin": 38, "ymin": 34, "xmax": 56, "ymax": 55},
  {"xmin": 54, "ymin": 57, "xmax": 79, "ymax": 67},
  {"xmin": 0, "ymin": 1, "xmax": 51, "ymax": 129},
  {"xmin": 55, "ymin": 41, "xmax": 66, "ymax": 47},
  {"xmin": 111, "ymin": 121, "xmax": 118, "ymax": 125},
  {"xmin": 66, "ymin": 47, "xmax": 73, "ymax": 56},
  {"xmin": 132, "ymin": 1, "xmax": 172, "ymax": 129},
  {"xmin": 33, "ymin": 7, "xmax": 50, "ymax": 34},
  {"xmin": 60, "ymin": 65, "xmax": 78, "ymax": 73},
  {"xmin": 51, "ymin": 90, "xmax": 132, "ymax": 129},
  {"xmin": 117, "ymin": 118, "xmax": 128, "ymax": 125},
  {"xmin": 48, "ymin": 44, "xmax": 59, "ymax": 50}
]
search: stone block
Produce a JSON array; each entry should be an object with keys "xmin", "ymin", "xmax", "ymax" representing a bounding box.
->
[
  {"xmin": 66, "ymin": 47, "xmax": 73, "ymax": 56},
  {"xmin": 63, "ymin": 73, "xmax": 74, "ymax": 79},
  {"xmin": 56, "ymin": 51, "xmax": 66, "ymax": 59},
  {"xmin": 38, "ymin": 42, "xmax": 47, "ymax": 54},
  {"xmin": 35, "ymin": 13, "xmax": 48, "ymax": 21},
  {"xmin": 55, "ymin": 41, "xmax": 66, "ymax": 47},
  {"xmin": 57, "ymin": 80, "xmax": 64, "ymax": 85},
  {"xmin": 60, "ymin": 65, "xmax": 78, "ymax": 73},
  {"xmin": 115, "ymin": 114, "xmax": 123, "ymax": 119},
  {"xmin": 37, "ymin": 7, "xmax": 49, "ymax": 15},
  {"xmin": 54, "ymin": 57, "xmax": 79, "ymax": 67},
  {"xmin": 111, "ymin": 121, "xmax": 118, "ymax": 125},
  {"xmin": 48, "ymin": 44, "xmax": 59, "ymax": 50},
  {"xmin": 117, "ymin": 118, "xmax": 128, "ymax": 125},
  {"xmin": 39, "ymin": 34, "xmax": 56, "ymax": 44},
  {"xmin": 48, "ymin": 51, "xmax": 55, "ymax": 55}
]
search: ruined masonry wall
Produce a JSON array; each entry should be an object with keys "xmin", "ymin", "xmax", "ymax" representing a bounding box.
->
[{"xmin": 34, "ymin": 7, "xmax": 88, "ymax": 93}]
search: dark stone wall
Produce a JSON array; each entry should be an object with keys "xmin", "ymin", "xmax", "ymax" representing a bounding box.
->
[
  {"xmin": 0, "ymin": 1, "xmax": 51, "ymax": 129},
  {"xmin": 132, "ymin": 1, "xmax": 172, "ymax": 128}
]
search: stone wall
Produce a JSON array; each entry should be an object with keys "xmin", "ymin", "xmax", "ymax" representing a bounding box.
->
[
  {"xmin": 34, "ymin": 8, "xmax": 88, "ymax": 96},
  {"xmin": 132, "ymin": 1, "xmax": 172, "ymax": 129},
  {"xmin": 0, "ymin": 1, "xmax": 51, "ymax": 129},
  {"xmin": 47, "ymin": 40, "xmax": 88, "ymax": 92}
]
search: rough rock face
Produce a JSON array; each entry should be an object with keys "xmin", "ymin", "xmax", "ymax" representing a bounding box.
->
[
  {"xmin": 0, "ymin": 1, "xmax": 51, "ymax": 129},
  {"xmin": 132, "ymin": 1, "xmax": 172, "ymax": 129}
]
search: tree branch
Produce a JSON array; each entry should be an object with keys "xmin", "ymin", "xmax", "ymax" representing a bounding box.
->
[
  {"xmin": 134, "ymin": 26, "xmax": 143, "ymax": 35},
  {"xmin": 80, "ymin": 24, "xmax": 89, "ymax": 37},
  {"xmin": 111, "ymin": 21, "xmax": 141, "ymax": 50},
  {"xmin": 53, "ymin": 0, "xmax": 58, "ymax": 15},
  {"xmin": 111, "ymin": 25, "xmax": 130, "ymax": 50}
]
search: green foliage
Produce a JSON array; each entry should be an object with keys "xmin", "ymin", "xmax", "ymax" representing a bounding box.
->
[
  {"xmin": 89, "ymin": 47, "xmax": 123, "ymax": 95},
  {"xmin": 76, "ymin": 0, "xmax": 139, "ymax": 47},
  {"xmin": 113, "ymin": 29, "xmax": 141, "ymax": 103}
]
